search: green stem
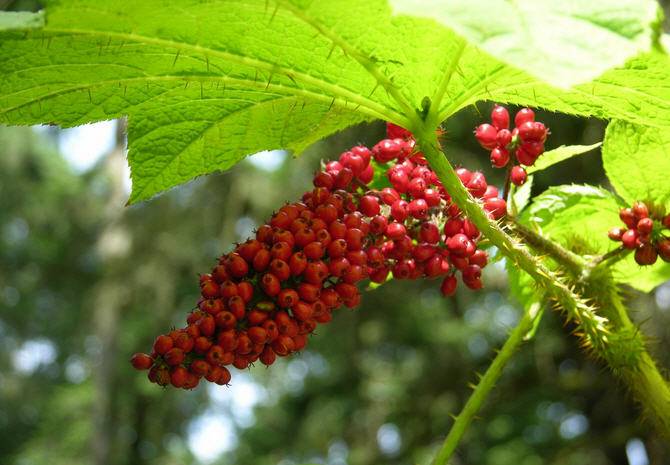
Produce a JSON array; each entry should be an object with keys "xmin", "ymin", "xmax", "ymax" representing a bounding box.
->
[
  {"xmin": 508, "ymin": 218, "xmax": 587, "ymax": 275},
  {"xmin": 412, "ymin": 121, "xmax": 670, "ymax": 441},
  {"xmin": 431, "ymin": 305, "xmax": 538, "ymax": 465},
  {"xmin": 588, "ymin": 246, "xmax": 631, "ymax": 271},
  {"xmin": 580, "ymin": 266, "xmax": 670, "ymax": 434}
]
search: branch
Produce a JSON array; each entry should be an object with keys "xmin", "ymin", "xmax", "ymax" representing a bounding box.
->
[
  {"xmin": 413, "ymin": 122, "xmax": 670, "ymax": 441},
  {"xmin": 588, "ymin": 246, "xmax": 631, "ymax": 270},
  {"xmin": 431, "ymin": 304, "xmax": 538, "ymax": 465},
  {"xmin": 507, "ymin": 218, "xmax": 586, "ymax": 276}
]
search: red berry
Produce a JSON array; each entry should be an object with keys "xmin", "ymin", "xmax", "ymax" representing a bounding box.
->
[
  {"xmin": 608, "ymin": 227, "xmax": 624, "ymax": 241},
  {"xmin": 248, "ymin": 326, "xmax": 268, "ymax": 344},
  {"xmin": 386, "ymin": 122, "xmax": 412, "ymax": 139},
  {"xmin": 131, "ymin": 353, "xmax": 153, "ymax": 370},
  {"xmin": 510, "ymin": 166, "xmax": 527, "ymax": 186},
  {"xmin": 466, "ymin": 172, "xmax": 488, "ymax": 198},
  {"xmin": 496, "ymin": 129, "xmax": 512, "ymax": 148},
  {"xmin": 658, "ymin": 239, "xmax": 670, "ymax": 262},
  {"xmin": 474, "ymin": 123, "xmax": 498, "ymax": 150},
  {"xmin": 619, "ymin": 208, "xmax": 636, "ymax": 228},
  {"xmin": 380, "ymin": 187, "xmax": 401, "ymax": 205},
  {"xmin": 385, "ymin": 222, "xmax": 406, "ymax": 240},
  {"xmin": 632, "ymin": 201, "xmax": 649, "ymax": 219},
  {"xmin": 153, "ymin": 335, "xmax": 173, "ymax": 355},
  {"xmin": 372, "ymin": 139, "xmax": 404, "ymax": 163},
  {"xmin": 164, "ymin": 348, "xmax": 185, "ymax": 366},
  {"xmin": 419, "ymin": 222, "xmax": 441, "ymax": 244},
  {"xmin": 515, "ymin": 144, "xmax": 538, "ymax": 166},
  {"xmin": 440, "ymin": 275, "xmax": 458, "ymax": 297},
  {"xmin": 261, "ymin": 273, "xmax": 281, "ymax": 296},
  {"xmin": 170, "ymin": 366, "xmax": 189, "ymax": 388},
  {"xmin": 259, "ymin": 346, "xmax": 277, "ymax": 366},
  {"xmin": 621, "ymin": 229, "xmax": 639, "ymax": 249},
  {"xmin": 443, "ymin": 218, "xmax": 463, "ymax": 237},
  {"xmin": 637, "ymin": 217, "xmax": 654, "ymax": 234},
  {"xmin": 190, "ymin": 359, "xmax": 211, "ymax": 377},
  {"xmin": 359, "ymin": 195, "xmax": 380, "ymax": 217},
  {"xmin": 635, "ymin": 243, "xmax": 658, "ymax": 266},
  {"xmin": 227, "ymin": 253, "xmax": 249, "ymax": 278},
  {"xmin": 491, "ymin": 105, "xmax": 509, "ymax": 130},
  {"xmin": 484, "ymin": 197, "xmax": 507, "ymax": 220},
  {"xmin": 408, "ymin": 199, "xmax": 428, "ymax": 219},
  {"xmin": 514, "ymin": 108, "xmax": 535, "ymax": 127},
  {"xmin": 313, "ymin": 171, "xmax": 335, "ymax": 189},
  {"xmin": 490, "ymin": 147, "xmax": 510, "ymax": 168}
]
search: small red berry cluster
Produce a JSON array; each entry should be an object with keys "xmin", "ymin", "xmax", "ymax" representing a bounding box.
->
[
  {"xmin": 131, "ymin": 124, "xmax": 508, "ymax": 389},
  {"xmin": 608, "ymin": 201, "xmax": 670, "ymax": 265},
  {"xmin": 475, "ymin": 105, "xmax": 549, "ymax": 187}
]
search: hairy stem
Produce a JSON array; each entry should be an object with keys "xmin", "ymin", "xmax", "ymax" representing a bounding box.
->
[
  {"xmin": 589, "ymin": 246, "xmax": 631, "ymax": 271},
  {"xmin": 412, "ymin": 123, "xmax": 670, "ymax": 442},
  {"xmin": 431, "ymin": 305, "xmax": 537, "ymax": 465},
  {"xmin": 580, "ymin": 267, "xmax": 670, "ymax": 435},
  {"xmin": 508, "ymin": 218, "xmax": 586, "ymax": 275}
]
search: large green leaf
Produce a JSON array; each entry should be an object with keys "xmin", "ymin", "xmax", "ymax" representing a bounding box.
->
[
  {"xmin": 2, "ymin": 1, "xmax": 670, "ymax": 203},
  {"xmin": 521, "ymin": 185, "xmax": 670, "ymax": 292},
  {"xmin": 437, "ymin": 51, "xmax": 670, "ymax": 130},
  {"xmin": 391, "ymin": 0, "xmax": 660, "ymax": 88},
  {"xmin": 602, "ymin": 120, "xmax": 670, "ymax": 210},
  {"xmin": 1, "ymin": 0, "xmax": 467, "ymax": 202}
]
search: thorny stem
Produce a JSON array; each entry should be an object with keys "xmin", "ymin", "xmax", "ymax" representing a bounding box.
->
[
  {"xmin": 507, "ymin": 218, "xmax": 586, "ymax": 275},
  {"xmin": 430, "ymin": 306, "xmax": 537, "ymax": 465},
  {"xmin": 411, "ymin": 122, "xmax": 670, "ymax": 449},
  {"xmin": 413, "ymin": 126, "xmax": 609, "ymax": 354},
  {"xmin": 589, "ymin": 246, "xmax": 631, "ymax": 270}
]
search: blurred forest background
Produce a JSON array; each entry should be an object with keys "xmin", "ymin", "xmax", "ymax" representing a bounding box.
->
[{"xmin": 2, "ymin": 1, "xmax": 670, "ymax": 465}]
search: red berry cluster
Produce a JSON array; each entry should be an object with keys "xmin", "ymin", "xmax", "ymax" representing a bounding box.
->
[
  {"xmin": 474, "ymin": 105, "xmax": 549, "ymax": 186},
  {"xmin": 608, "ymin": 201, "xmax": 670, "ymax": 265},
  {"xmin": 131, "ymin": 124, "xmax": 508, "ymax": 389}
]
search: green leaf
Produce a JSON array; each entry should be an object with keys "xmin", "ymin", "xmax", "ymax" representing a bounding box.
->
[
  {"xmin": 4, "ymin": 0, "xmax": 466, "ymax": 202},
  {"xmin": 0, "ymin": 11, "xmax": 44, "ymax": 31},
  {"xmin": 391, "ymin": 0, "xmax": 659, "ymax": 88},
  {"xmin": 526, "ymin": 143, "xmax": 601, "ymax": 175},
  {"xmin": 522, "ymin": 185, "xmax": 670, "ymax": 292},
  {"xmin": 437, "ymin": 51, "xmax": 670, "ymax": 130},
  {"xmin": 367, "ymin": 159, "xmax": 393, "ymax": 191},
  {"xmin": 2, "ymin": 0, "xmax": 670, "ymax": 204},
  {"xmin": 523, "ymin": 301, "xmax": 545, "ymax": 341},
  {"xmin": 510, "ymin": 174, "xmax": 533, "ymax": 216},
  {"xmin": 602, "ymin": 120, "xmax": 670, "ymax": 210}
]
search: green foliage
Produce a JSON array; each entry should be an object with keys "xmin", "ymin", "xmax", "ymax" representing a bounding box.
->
[
  {"xmin": 520, "ymin": 185, "xmax": 670, "ymax": 291},
  {"xmin": 390, "ymin": 0, "xmax": 659, "ymax": 87},
  {"xmin": 526, "ymin": 143, "xmax": 602, "ymax": 175},
  {"xmin": 1, "ymin": 1, "xmax": 669, "ymax": 203},
  {"xmin": 603, "ymin": 120, "xmax": 670, "ymax": 210},
  {"xmin": 509, "ymin": 175, "xmax": 533, "ymax": 215},
  {"xmin": 2, "ymin": 0, "xmax": 670, "ymax": 461}
]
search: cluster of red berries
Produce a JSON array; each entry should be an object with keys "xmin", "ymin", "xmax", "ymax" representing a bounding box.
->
[
  {"xmin": 131, "ymin": 123, "xmax": 508, "ymax": 389},
  {"xmin": 474, "ymin": 105, "xmax": 549, "ymax": 186},
  {"xmin": 608, "ymin": 201, "xmax": 670, "ymax": 265}
]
